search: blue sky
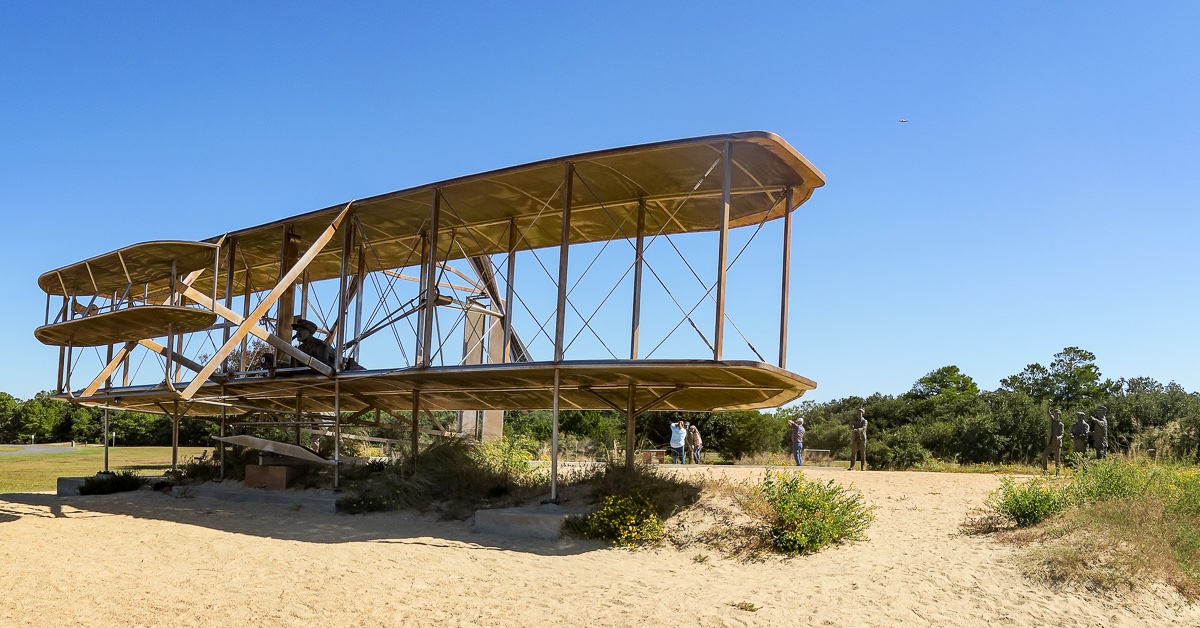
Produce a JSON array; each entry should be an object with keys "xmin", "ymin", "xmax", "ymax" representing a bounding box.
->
[{"xmin": 2, "ymin": 2, "xmax": 1198, "ymax": 402}]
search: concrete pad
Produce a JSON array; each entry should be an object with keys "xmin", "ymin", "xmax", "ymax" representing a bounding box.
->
[
  {"xmin": 474, "ymin": 504, "xmax": 576, "ymax": 539},
  {"xmin": 56, "ymin": 477, "xmax": 86, "ymax": 496}
]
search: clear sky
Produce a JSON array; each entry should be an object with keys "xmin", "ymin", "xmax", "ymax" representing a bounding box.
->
[{"xmin": 2, "ymin": 2, "xmax": 1198, "ymax": 403}]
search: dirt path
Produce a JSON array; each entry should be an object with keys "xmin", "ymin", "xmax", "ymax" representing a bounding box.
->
[{"xmin": 0, "ymin": 466, "xmax": 1195, "ymax": 626}]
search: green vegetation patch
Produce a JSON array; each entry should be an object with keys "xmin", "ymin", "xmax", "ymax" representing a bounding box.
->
[
  {"xmin": 78, "ymin": 470, "xmax": 146, "ymax": 495},
  {"xmin": 748, "ymin": 470, "xmax": 874, "ymax": 554},
  {"xmin": 0, "ymin": 447, "xmax": 206, "ymax": 493},
  {"xmin": 970, "ymin": 459, "xmax": 1200, "ymax": 599}
]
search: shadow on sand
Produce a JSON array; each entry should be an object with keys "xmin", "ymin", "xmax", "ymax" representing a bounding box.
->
[{"xmin": 0, "ymin": 489, "xmax": 607, "ymax": 557}]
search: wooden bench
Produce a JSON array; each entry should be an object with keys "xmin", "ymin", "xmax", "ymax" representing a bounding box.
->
[{"xmin": 803, "ymin": 449, "xmax": 832, "ymax": 462}]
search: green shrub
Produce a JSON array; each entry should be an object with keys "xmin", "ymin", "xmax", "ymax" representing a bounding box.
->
[
  {"xmin": 986, "ymin": 476, "xmax": 1070, "ymax": 527},
  {"xmin": 755, "ymin": 471, "xmax": 874, "ymax": 554},
  {"xmin": 575, "ymin": 495, "xmax": 664, "ymax": 546},
  {"xmin": 585, "ymin": 463, "xmax": 701, "ymax": 519},
  {"xmin": 869, "ymin": 426, "xmax": 930, "ymax": 470},
  {"xmin": 1071, "ymin": 458, "xmax": 1157, "ymax": 505},
  {"xmin": 78, "ymin": 470, "xmax": 146, "ymax": 495}
]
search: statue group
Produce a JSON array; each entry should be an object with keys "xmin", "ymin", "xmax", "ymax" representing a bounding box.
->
[{"xmin": 1041, "ymin": 405, "xmax": 1109, "ymax": 474}]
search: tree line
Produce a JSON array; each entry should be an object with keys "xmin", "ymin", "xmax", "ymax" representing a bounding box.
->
[{"xmin": 5, "ymin": 347, "xmax": 1198, "ymax": 467}]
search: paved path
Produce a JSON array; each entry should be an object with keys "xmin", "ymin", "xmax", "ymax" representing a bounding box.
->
[{"xmin": 0, "ymin": 444, "xmax": 85, "ymax": 457}]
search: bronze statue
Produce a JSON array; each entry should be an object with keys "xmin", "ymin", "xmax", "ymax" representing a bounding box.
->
[
  {"xmin": 1069, "ymin": 411, "xmax": 1090, "ymax": 457},
  {"xmin": 1041, "ymin": 408, "xmax": 1064, "ymax": 474},
  {"xmin": 1091, "ymin": 405, "xmax": 1109, "ymax": 459},
  {"xmin": 848, "ymin": 407, "xmax": 867, "ymax": 471}
]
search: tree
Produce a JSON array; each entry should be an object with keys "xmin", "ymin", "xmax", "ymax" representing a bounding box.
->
[{"xmin": 908, "ymin": 365, "xmax": 980, "ymax": 401}]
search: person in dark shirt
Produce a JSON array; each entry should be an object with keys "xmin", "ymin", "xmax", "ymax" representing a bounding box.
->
[{"xmin": 291, "ymin": 318, "xmax": 336, "ymax": 368}]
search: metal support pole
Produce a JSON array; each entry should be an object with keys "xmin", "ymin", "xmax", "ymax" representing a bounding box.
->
[
  {"xmin": 630, "ymin": 199, "xmax": 646, "ymax": 360},
  {"xmin": 333, "ymin": 378, "xmax": 341, "ymax": 489},
  {"xmin": 336, "ymin": 217, "xmax": 355, "ymax": 366},
  {"xmin": 421, "ymin": 190, "xmax": 443, "ymax": 367},
  {"xmin": 103, "ymin": 407, "xmax": 109, "ymax": 473},
  {"xmin": 414, "ymin": 232, "xmax": 430, "ymax": 365},
  {"xmin": 502, "ymin": 218, "xmax": 517, "ymax": 362},
  {"xmin": 626, "ymin": 383, "xmax": 636, "ymax": 470},
  {"xmin": 550, "ymin": 367, "xmax": 560, "ymax": 501},
  {"xmin": 219, "ymin": 387, "xmax": 226, "ymax": 481},
  {"xmin": 352, "ymin": 244, "xmax": 365, "ymax": 364},
  {"xmin": 222, "ymin": 238, "xmax": 237, "ymax": 373},
  {"xmin": 714, "ymin": 141, "xmax": 732, "ymax": 360},
  {"xmin": 779, "ymin": 187, "xmax": 794, "ymax": 369},
  {"xmin": 171, "ymin": 400, "xmax": 179, "ymax": 472},
  {"xmin": 554, "ymin": 163, "xmax": 573, "ymax": 362},
  {"xmin": 410, "ymin": 389, "xmax": 421, "ymax": 466},
  {"xmin": 239, "ymin": 279, "xmax": 251, "ymax": 373}
]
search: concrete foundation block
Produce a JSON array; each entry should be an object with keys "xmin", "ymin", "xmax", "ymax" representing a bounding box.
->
[{"xmin": 474, "ymin": 505, "xmax": 572, "ymax": 539}]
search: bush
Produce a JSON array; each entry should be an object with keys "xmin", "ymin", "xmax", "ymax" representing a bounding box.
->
[
  {"xmin": 753, "ymin": 471, "xmax": 874, "ymax": 554},
  {"xmin": 585, "ymin": 463, "xmax": 701, "ymax": 520},
  {"xmin": 985, "ymin": 476, "xmax": 1070, "ymax": 527},
  {"xmin": 869, "ymin": 426, "xmax": 930, "ymax": 470},
  {"xmin": 1071, "ymin": 458, "xmax": 1158, "ymax": 505},
  {"xmin": 78, "ymin": 470, "xmax": 146, "ymax": 495},
  {"xmin": 575, "ymin": 495, "xmax": 664, "ymax": 546}
]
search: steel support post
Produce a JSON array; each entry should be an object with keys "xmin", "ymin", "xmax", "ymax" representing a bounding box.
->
[
  {"xmin": 336, "ymin": 217, "xmax": 356, "ymax": 366},
  {"xmin": 239, "ymin": 278, "xmax": 251, "ymax": 373},
  {"xmin": 222, "ymin": 238, "xmax": 237, "ymax": 373},
  {"xmin": 103, "ymin": 407, "xmax": 109, "ymax": 473},
  {"xmin": 502, "ymin": 218, "xmax": 517, "ymax": 362},
  {"xmin": 551, "ymin": 367, "xmax": 560, "ymax": 501},
  {"xmin": 410, "ymin": 390, "xmax": 421, "ymax": 466},
  {"xmin": 714, "ymin": 141, "xmax": 732, "ymax": 360},
  {"xmin": 630, "ymin": 199, "xmax": 646, "ymax": 360},
  {"xmin": 171, "ymin": 400, "xmax": 179, "ymax": 472},
  {"xmin": 421, "ymin": 190, "xmax": 443, "ymax": 367},
  {"xmin": 415, "ymin": 232, "xmax": 430, "ymax": 365},
  {"xmin": 352, "ymin": 244, "xmax": 365, "ymax": 364},
  {"xmin": 779, "ymin": 187, "xmax": 794, "ymax": 369},
  {"xmin": 333, "ymin": 379, "xmax": 341, "ymax": 489},
  {"xmin": 626, "ymin": 384, "xmax": 636, "ymax": 469},
  {"xmin": 219, "ymin": 387, "xmax": 226, "ymax": 481}
]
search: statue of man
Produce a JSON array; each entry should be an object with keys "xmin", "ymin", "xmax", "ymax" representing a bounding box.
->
[
  {"xmin": 291, "ymin": 318, "xmax": 337, "ymax": 368},
  {"xmin": 1041, "ymin": 408, "xmax": 1064, "ymax": 474},
  {"xmin": 1069, "ymin": 412, "xmax": 1091, "ymax": 457},
  {"xmin": 847, "ymin": 407, "xmax": 867, "ymax": 471},
  {"xmin": 1091, "ymin": 405, "xmax": 1109, "ymax": 459}
]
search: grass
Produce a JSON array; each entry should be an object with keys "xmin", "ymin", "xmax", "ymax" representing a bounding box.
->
[
  {"xmin": 968, "ymin": 458, "xmax": 1200, "ymax": 599},
  {"xmin": 914, "ymin": 459, "xmax": 1044, "ymax": 475},
  {"xmin": 0, "ymin": 446, "xmax": 19, "ymax": 453},
  {"xmin": 0, "ymin": 446, "xmax": 207, "ymax": 492}
]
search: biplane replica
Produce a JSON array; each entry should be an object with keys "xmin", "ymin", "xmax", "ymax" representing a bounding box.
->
[{"xmin": 35, "ymin": 131, "xmax": 824, "ymax": 497}]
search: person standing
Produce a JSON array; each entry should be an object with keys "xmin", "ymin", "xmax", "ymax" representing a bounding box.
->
[
  {"xmin": 687, "ymin": 424, "xmax": 703, "ymax": 464},
  {"xmin": 787, "ymin": 417, "xmax": 806, "ymax": 466},
  {"xmin": 1091, "ymin": 406, "xmax": 1109, "ymax": 459},
  {"xmin": 669, "ymin": 420, "xmax": 686, "ymax": 464},
  {"xmin": 1070, "ymin": 412, "xmax": 1091, "ymax": 457},
  {"xmin": 1041, "ymin": 408, "xmax": 1065, "ymax": 475},
  {"xmin": 848, "ymin": 407, "xmax": 867, "ymax": 471}
]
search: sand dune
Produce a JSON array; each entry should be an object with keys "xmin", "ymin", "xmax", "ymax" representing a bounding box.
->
[{"xmin": 0, "ymin": 466, "xmax": 1195, "ymax": 626}]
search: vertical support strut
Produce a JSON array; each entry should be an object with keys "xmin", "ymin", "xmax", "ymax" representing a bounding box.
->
[
  {"xmin": 714, "ymin": 140, "xmax": 732, "ymax": 360},
  {"xmin": 779, "ymin": 187, "xmax": 794, "ymax": 369},
  {"xmin": 171, "ymin": 400, "xmax": 180, "ymax": 473},
  {"xmin": 410, "ymin": 390, "xmax": 421, "ymax": 466},
  {"xmin": 626, "ymin": 384, "xmax": 636, "ymax": 470},
  {"xmin": 421, "ymin": 189, "xmax": 442, "ymax": 367},
  {"xmin": 333, "ymin": 378, "xmax": 341, "ymax": 489},
  {"xmin": 502, "ymin": 218, "xmax": 517, "ymax": 363},
  {"xmin": 630, "ymin": 198, "xmax": 646, "ymax": 360},
  {"xmin": 336, "ymin": 216, "xmax": 356, "ymax": 367},
  {"xmin": 550, "ymin": 163, "xmax": 573, "ymax": 503},
  {"xmin": 222, "ymin": 237, "xmax": 237, "ymax": 374},
  {"xmin": 219, "ymin": 386, "xmax": 226, "ymax": 481},
  {"xmin": 102, "ymin": 407, "xmax": 109, "ymax": 474},
  {"xmin": 415, "ymin": 232, "xmax": 430, "ymax": 366}
]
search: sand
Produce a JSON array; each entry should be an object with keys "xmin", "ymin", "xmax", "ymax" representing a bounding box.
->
[{"xmin": 0, "ymin": 466, "xmax": 1195, "ymax": 627}]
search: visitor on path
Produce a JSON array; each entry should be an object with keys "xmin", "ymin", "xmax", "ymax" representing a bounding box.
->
[
  {"xmin": 687, "ymin": 424, "xmax": 703, "ymax": 464},
  {"xmin": 1041, "ymin": 408, "xmax": 1064, "ymax": 475},
  {"xmin": 669, "ymin": 420, "xmax": 686, "ymax": 464},
  {"xmin": 1070, "ymin": 412, "xmax": 1091, "ymax": 457},
  {"xmin": 788, "ymin": 416, "xmax": 806, "ymax": 466},
  {"xmin": 848, "ymin": 407, "xmax": 867, "ymax": 471},
  {"xmin": 1091, "ymin": 406, "xmax": 1109, "ymax": 459}
]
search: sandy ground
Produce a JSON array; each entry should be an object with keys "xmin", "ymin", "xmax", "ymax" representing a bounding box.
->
[{"xmin": 0, "ymin": 466, "xmax": 1196, "ymax": 627}]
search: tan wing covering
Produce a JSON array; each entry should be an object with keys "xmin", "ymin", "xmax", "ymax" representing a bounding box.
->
[
  {"xmin": 69, "ymin": 360, "xmax": 815, "ymax": 418},
  {"xmin": 38, "ymin": 241, "xmax": 220, "ymax": 296},
  {"xmin": 191, "ymin": 132, "xmax": 825, "ymax": 297},
  {"xmin": 34, "ymin": 306, "xmax": 218, "ymax": 347},
  {"xmin": 212, "ymin": 435, "xmax": 335, "ymax": 466}
]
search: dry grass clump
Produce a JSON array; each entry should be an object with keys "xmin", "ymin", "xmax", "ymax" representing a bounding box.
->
[{"xmin": 968, "ymin": 459, "xmax": 1200, "ymax": 600}]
